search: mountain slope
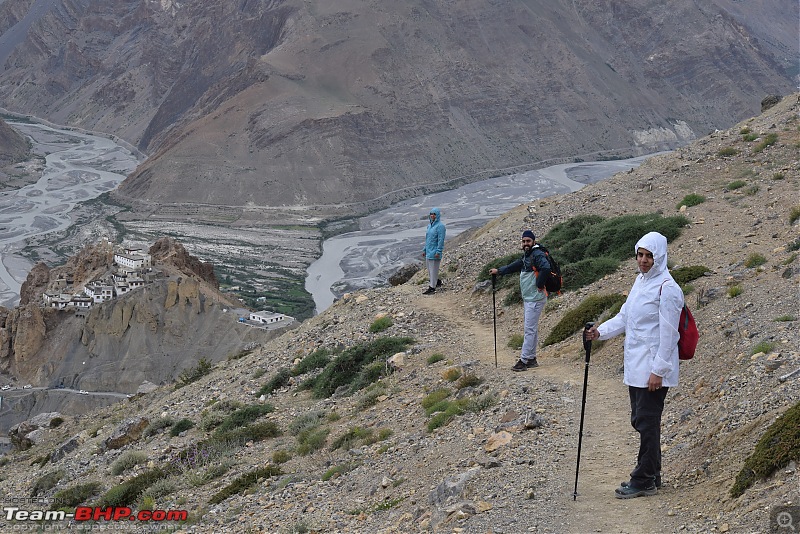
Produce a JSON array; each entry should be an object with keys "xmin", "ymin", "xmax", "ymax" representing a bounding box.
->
[
  {"xmin": 0, "ymin": 0, "xmax": 795, "ymax": 218},
  {"xmin": 0, "ymin": 94, "xmax": 796, "ymax": 533}
]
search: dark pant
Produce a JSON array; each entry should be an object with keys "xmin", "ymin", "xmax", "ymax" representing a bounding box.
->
[{"xmin": 628, "ymin": 386, "xmax": 668, "ymax": 488}]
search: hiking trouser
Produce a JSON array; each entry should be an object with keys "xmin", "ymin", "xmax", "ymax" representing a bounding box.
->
[
  {"xmin": 628, "ymin": 386, "xmax": 669, "ymax": 488},
  {"xmin": 426, "ymin": 259, "xmax": 441, "ymax": 289},
  {"xmin": 521, "ymin": 299, "xmax": 546, "ymax": 363}
]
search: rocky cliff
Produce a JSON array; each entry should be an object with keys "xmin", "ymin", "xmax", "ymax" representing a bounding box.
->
[
  {"xmin": 0, "ymin": 117, "xmax": 29, "ymax": 165},
  {"xmin": 0, "ymin": 239, "xmax": 290, "ymax": 434}
]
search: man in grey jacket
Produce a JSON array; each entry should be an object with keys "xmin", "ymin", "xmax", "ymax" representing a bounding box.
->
[{"xmin": 490, "ymin": 229, "xmax": 551, "ymax": 371}]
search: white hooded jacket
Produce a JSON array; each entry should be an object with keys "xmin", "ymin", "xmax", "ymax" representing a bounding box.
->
[{"xmin": 597, "ymin": 232, "xmax": 684, "ymax": 388}]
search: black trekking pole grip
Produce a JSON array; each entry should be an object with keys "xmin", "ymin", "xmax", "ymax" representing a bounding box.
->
[{"xmin": 573, "ymin": 322, "xmax": 595, "ymax": 501}]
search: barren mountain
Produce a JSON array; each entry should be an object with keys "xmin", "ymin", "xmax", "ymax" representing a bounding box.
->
[
  {"xmin": 0, "ymin": 93, "xmax": 796, "ymax": 533},
  {"xmin": 0, "ymin": 0, "xmax": 795, "ymax": 219}
]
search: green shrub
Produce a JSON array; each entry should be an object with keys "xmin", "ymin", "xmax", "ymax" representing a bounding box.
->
[
  {"xmin": 426, "ymin": 353, "xmax": 445, "ymax": 365},
  {"xmin": 292, "ymin": 348, "xmax": 332, "ymax": 376},
  {"xmin": 427, "ymin": 401, "xmax": 467, "ymax": 432},
  {"xmin": 790, "ymin": 207, "xmax": 800, "ymax": 225},
  {"xmin": 507, "ymin": 334, "xmax": 523, "ymax": 350},
  {"xmin": 742, "ymin": 133, "xmax": 758, "ymax": 142},
  {"xmin": 297, "ymin": 427, "xmax": 329, "ymax": 455},
  {"xmin": 422, "ymin": 389, "xmax": 451, "ymax": 413},
  {"xmin": 308, "ymin": 337, "xmax": 415, "ymax": 399},
  {"xmin": 728, "ymin": 285, "xmax": 743, "ymax": 298},
  {"xmin": 50, "ymin": 482, "xmax": 103, "ymax": 509},
  {"xmin": 288, "ymin": 411, "xmax": 327, "ymax": 436},
  {"xmin": 484, "ymin": 213, "xmax": 689, "ymax": 294},
  {"xmin": 727, "ymin": 180, "xmax": 746, "ymax": 190},
  {"xmin": 330, "ymin": 427, "xmax": 373, "ymax": 451},
  {"xmin": 208, "ymin": 466, "xmax": 282, "ymax": 505},
  {"xmin": 677, "ymin": 194, "xmax": 706, "ymax": 209},
  {"xmin": 140, "ymin": 478, "xmax": 177, "ymax": 501},
  {"xmin": 99, "ymin": 467, "xmax": 174, "ymax": 507},
  {"xmin": 750, "ymin": 341, "xmax": 776, "ymax": 355},
  {"xmin": 257, "ymin": 368, "xmax": 291, "ymax": 396},
  {"xmin": 322, "ymin": 463, "xmax": 356, "ymax": 481},
  {"xmin": 739, "ymin": 127, "xmax": 751, "ymax": 135},
  {"xmin": 774, "ymin": 315, "xmax": 796, "ymax": 322},
  {"xmin": 170, "ymin": 418, "xmax": 195, "ymax": 437},
  {"xmin": 31, "ymin": 470, "xmax": 65, "ymax": 497},
  {"xmin": 213, "ymin": 421, "xmax": 281, "ymax": 445},
  {"xmin": 111, "ymin": 451, "xmax": 148, "ymax": 475},
  {"xmin": 671, "ymin": 265, "xmax": 709, "ymax": 286},
  {"xmin": 544, "ymin": 214, "xmax": 689, "ymax": 265},
  {"xmin": 463, "ymin": 392, "xmax": 498, "ymax": 413},
  {"xmin": 369, "ymin": 316, "xmax": 393, "ymax": 333},
  {"xmin": 730, "ymin": 402, "xmax": 800, "ymax": 497},
  {"xmin": 175, "ymin": 358, "xmax": 213, "ymax": 389},
  {"xmin": 272, "ymin": 450, "xmax": 292, "ymax": 464},
  {"xmin": 752, "ymin": 133, "xmax": 778, "ymax": 153},
  {"xmin": 215, "ymin": 404, "xmax": 275, "ymax": 434},
  {"xmin": 773, "ymin": 172, "xmax": 785, "ymax": 180},
  {"xmin": 717, "ymin": 147, "xmax": 738, "ymax": 157},
  {"xmin": 561, "ymin": 256, "xmax": 620, "ymax": 290},
  {"xmin": 456, "ymin": 374, "xmax": 483, "ymax": 389},
  {"xmin": 543, "ymin": 294, "xmax": 627, "ymax": 346},
  {"xmin": 144, "ymin": 416, "xmax": 175, "ymax": 437},
  {"xmin": 49, "ymin": 417, "xmax": 64, "ymax": 428},
  {"xmin": 442, "ymin": 368, "xmax": 462, "ymax": 382},
  {"xmin": 744, "ymin": 253, "xmax": 767, "ymax": 268}
]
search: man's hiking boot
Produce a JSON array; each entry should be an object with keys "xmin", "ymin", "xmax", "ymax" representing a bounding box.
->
[
  {"xmin": 423, "ymin": 287, "xmax": 436, "ymax": 295},
  {"xmin": 511, "ymin": 358, "xmax": 538, "ymax": 371},
  {"xmin": 436, "ymin": 279, "xmax": 443, "ymax": 287},
  {"xmin": 621, "ymin": 474, "xmax": 662, "ymax": 489},
  {"xmin": 614, "ymin": 483, "xmax": 657, "ymax": 499}
]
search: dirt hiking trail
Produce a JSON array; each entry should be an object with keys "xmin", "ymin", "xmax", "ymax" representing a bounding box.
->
[{"xmin": 417, "ymin": 288, "xmax": 684, "ymax": 533}]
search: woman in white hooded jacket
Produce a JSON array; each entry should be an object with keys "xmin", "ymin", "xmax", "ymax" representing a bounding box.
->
[{"xmin": 586, "ymin": 231, "xmax": 684, "ymax": 499}]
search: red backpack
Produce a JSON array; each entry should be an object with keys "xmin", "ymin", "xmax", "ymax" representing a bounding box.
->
[
  {"xmin": 661, "ymin": 282, "xmax": 699, "ymax": 360},
  {"xmin": 677, "ymin": 304, "xmax": 698, "ymax": 360}
]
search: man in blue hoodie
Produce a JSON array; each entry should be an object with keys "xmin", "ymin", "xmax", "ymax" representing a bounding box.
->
[
  {"xmin": 490, "ymin": 230, "xmax": 550, "ymax": 371},
  {"xmin": 422, "ymin": 207, "xmax": 446, "ymax": 295}
]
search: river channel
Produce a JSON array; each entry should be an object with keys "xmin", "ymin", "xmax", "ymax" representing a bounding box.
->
[
  {"xmin": 306, "ymin": 155, "xmax": 657, "ymax": 314},
  {"xmin": 0, "ymin": 118, "xmax": 657, "ymax": 316},
  {"xmin": 0, "ymin": 121, "xmax": 140, "ymax": 307}
]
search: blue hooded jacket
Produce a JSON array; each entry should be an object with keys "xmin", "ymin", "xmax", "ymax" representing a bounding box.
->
[{"xmin": 423, "ymin": 208, "xmax": 446, "ymax": 259}]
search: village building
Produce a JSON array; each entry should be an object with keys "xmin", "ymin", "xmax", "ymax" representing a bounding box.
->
[
  {"xmin": 114, "ymin": 247, "xmax": 152, "ymax": 272},
  {"xmin": 249, "ymin": 311, "xmax": 289, "ymax": 325}
]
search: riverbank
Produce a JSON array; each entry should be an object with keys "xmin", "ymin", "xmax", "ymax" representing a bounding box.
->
[{"xmin": 306, "ymin": 154, "xmax": 659, "ymax": 313}]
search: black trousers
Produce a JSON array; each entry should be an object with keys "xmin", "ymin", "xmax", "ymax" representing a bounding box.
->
[{"xmin": 628, "ymin": 386, "xmax": 669, "ymax": 488}]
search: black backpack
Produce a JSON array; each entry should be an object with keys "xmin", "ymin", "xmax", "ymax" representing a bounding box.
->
[{"xmin": 534, "ymin": 244, "xmax": 562, "ymax": 294}]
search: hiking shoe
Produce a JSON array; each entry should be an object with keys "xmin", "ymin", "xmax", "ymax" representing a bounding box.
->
[
  {"xmin": 526, "ymin": 358, "xmax": 539, "ymax": 368},
  {"xmin": 621, "ymin": 474, "xmax": 662, "ymax": 489},
  {"xmin": 511, "ymin": 360, "xmax": 528, "ymax": 372},
  {"xmin": 423, "ymin": 287, "xmax": 436, "ymax": 295},
  {"xmin": 614, "ymin": 483, "xmax": 657, "ymax": 499},
  {"xmin": 436, "ymin": 278, "xmax": 443, "ymax": 287}
]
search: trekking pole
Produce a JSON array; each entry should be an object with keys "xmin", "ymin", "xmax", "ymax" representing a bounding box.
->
[
  {"xmin": 492, "ymin": 274, "xmax": 498, "ymax": 368},
  {"xmin": 573, "ymin": 322, "xmax": 594, "ymax": 501}
]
